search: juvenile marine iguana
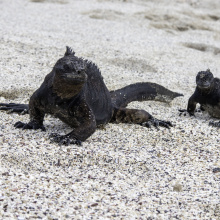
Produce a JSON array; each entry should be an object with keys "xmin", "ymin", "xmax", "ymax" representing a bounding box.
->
[
  {"xmin": 179, "ymin": 69, "xmax": 220, "ymax": 127},
  {"xmin": 0, "ymin": 46, "xmax": 183, "ymax": 145}
]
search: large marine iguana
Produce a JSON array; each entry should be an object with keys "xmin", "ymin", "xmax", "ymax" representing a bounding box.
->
[
  {"xmin": 179, "ymin": 69, "xmax": 220, "ymax": 127},
  {"xmin": 0, "ymin": 46, "xmax": 183, "ymax": 145}
]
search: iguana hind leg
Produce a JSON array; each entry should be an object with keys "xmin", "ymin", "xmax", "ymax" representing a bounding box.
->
[
  {"xmin": 0, "ymin": 103, "xmax": 29, "ymax": 114},
  {"xmin": 111, "ymin": 107, "xmax": 172, "ymax": 129}
]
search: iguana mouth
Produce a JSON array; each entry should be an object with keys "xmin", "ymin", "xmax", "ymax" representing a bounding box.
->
[
  {"xmin": 197, "ymin": 79, "xmax": 213, "ymax": 89},
  {"xmin": 65, "ymin": 72, "xmax": 87, "ymax": 80},
  {"xmin": 58, "ymin": 72, "xmax": 87, "ymax": 84},
  {"xmin": 197, "ymin": 83, "xmax": 211, "ymax": 89}
]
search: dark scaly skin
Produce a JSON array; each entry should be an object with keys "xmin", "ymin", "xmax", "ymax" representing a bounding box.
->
[
  {"xmin": 0, "ymin": 47, "xmax": 183, "ymax": 145},
  {"xmin": 179, "ymin": 69, "xmax": 220, "ymax": 127}
]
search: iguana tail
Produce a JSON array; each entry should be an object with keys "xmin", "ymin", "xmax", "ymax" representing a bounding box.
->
[
  {"xmin": 0, "ymin": 103, "xmax": 29, "ymax": 114},
  {"xmin": 110, "ymin": 82, "xmax": 183, "ymax": 108}
]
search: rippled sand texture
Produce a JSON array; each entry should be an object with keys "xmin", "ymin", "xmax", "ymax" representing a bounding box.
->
[{"xmin": 0, "ymin": 0, "xmax": 220, "ymax": 219}]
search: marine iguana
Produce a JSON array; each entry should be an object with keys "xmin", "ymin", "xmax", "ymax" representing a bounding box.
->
[
  {"xmin": 179, "ymin": 69, "xmax": 220, "ymax": 127},
  {"xmin": 0, "ymin": 46, "xmax": 183, "ymax": 145}
]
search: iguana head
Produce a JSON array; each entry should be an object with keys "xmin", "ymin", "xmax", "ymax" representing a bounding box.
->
[
  {"xmin": 52, "ymin": 47, "xmax": 87, "ymax": 99},
  {"xmin": 196, "ymin": 69, "xmax": 214, "ymax": 90}
]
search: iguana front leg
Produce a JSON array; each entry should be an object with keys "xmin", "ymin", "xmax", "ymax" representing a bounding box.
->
[
  {"xmin": 187, "ymin": 95, "xmax": 197, "ymax": 115},
  {"xmin": 179, "ymin": 94, "xmax": 197, "ymax": 116},
  {"xmin": 50, "ymin": 100, "xmax": 97, "ymax": 145},
  {"xmin": 14, "ymin": 97, "xmax": 45, "ymax": 131},
  {"xmin": 50, "ymin": 116, "xmax": 96, "ymax": 146}
]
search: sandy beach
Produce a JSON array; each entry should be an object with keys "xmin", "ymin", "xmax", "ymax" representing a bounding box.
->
[{"xmin": 0, "ymin": 0, "xmax": 220, "ymax": 219}]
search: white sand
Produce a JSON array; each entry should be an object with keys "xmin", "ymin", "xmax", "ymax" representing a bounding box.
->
[{"xmin": 0, "ymin": 0, "xmax": 220, "ymax": 219}]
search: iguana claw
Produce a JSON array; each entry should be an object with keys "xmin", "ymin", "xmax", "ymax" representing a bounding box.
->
[
  {"xmin": 14, "ymin": 121, "xmax": 45, "ymax": 131},
  {"xmin": 209, "ymin": 120, "xmax": 220, "ymax": 128},
  {"xmin": 141, "ymin": 118, "xmax": 172, "ymax": 129},
  {"xmin": 178, "ymin": 109, "xmax": 195, "ymax": 117},
  {"xmin": 49, "ymin": 133, "xmax": 82, "ymax": 146}
]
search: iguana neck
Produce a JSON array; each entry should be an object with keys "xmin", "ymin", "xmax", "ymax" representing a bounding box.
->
[
  {"xmin": 197, "ymin": 85, "xmax": 214, "ymax": 96},
  {"xmin": 52, "ymin": 76, "xmax": 85, "ymax": 99}
]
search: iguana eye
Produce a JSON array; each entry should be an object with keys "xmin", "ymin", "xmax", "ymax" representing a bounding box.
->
[{"xmin": 77, "ymin": 70, "xmax": 84, "ymax": 75}]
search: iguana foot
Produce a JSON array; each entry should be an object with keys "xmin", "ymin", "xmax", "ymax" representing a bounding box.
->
[
  {"xmin": 178, "ymin": 109, "xmax": 195, "ymax": 117},
  {"xmin": 209, "ymin": 120, "xmax": 220, "ymax": 128},
  {"xmin": 0, "ymin": 103, "xmax": 29, "ymax": 114},
  {"xmin": 49, "ymin": 133, "xmax": 82, "ymax": 146},
  {"xmin": 14, "ymin": 121, "xmax": 46, "ymax": 131},
  {"xmin": 141, "ymin": 118, "xmax": 173, "ymax": 129}
]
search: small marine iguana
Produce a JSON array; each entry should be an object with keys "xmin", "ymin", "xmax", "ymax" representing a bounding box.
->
[
  {"xmin": 179, "ymin": 69, "xmax": 220, "ymax": 127},
  {"xmin": 0, "ymin": 47, "xmax": 183, "ymax": 145}
]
